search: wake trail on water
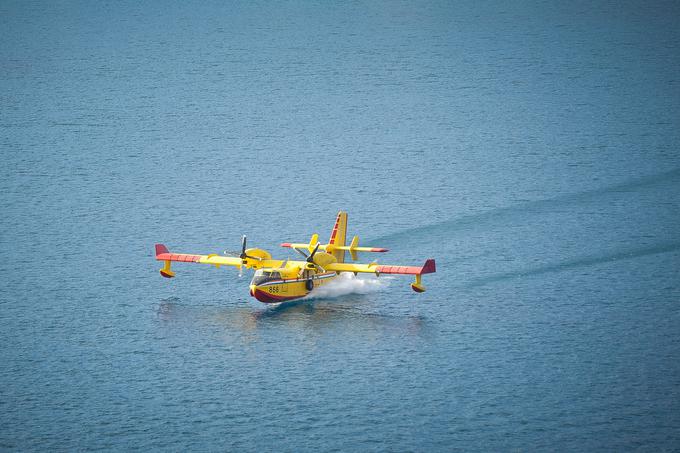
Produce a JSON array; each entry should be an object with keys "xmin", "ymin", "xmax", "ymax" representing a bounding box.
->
[
  {"xmin": 371, "ymin": 167, "xmax": 680, "ymax": 245},
  {"xmin": 303, "ymin": 273, "xmax": 391, "ymax": 300},
  {"xmin": 464, "ymin": 240, "xmax": 680, "ymax": 287}
]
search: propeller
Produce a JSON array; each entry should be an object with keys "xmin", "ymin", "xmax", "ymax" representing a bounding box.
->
[
  {"xmin": 305, "ymin": 243, "xmax": 325, "ymax": 272},
  {"xmin": 239, "ymin": 235, "xmax": 248, "ymax": 260},
  {"xmin": 292, "ymin": 247, "xmax": 309, "ymax": 259},
  {"xmin": 306, "ymin": 242, "xmax": 320, "ymax": 261},
  {"xmin": 223, "ymin": 235, "xmax": 262, "ymax": 276},
  {"xmin": 238, "ymin": 235, "xmax": 263, "ymax": 262}
]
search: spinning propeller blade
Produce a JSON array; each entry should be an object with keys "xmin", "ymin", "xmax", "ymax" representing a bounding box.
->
[
  {"xmin": 293, "ymin": 247, "xmax": 309, "ymax": 259},
  {"xmin": 238, "ymin": 235, "xmax": 262, "ymax": 262},
  {"xmin": 307, "ymin": 243, "xmax": 320, "ymax": 263},
  {"xmin": 240, "ymin": 235, "xmax": 247, "ymax": 259},
  {"xmin": 305, "ymin": 243, "xmax": 325, "ymax": 272}
]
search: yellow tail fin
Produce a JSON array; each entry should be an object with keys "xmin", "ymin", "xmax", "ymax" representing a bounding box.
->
[{"xmin": 328, "ymin": 211, "xmax": 348, "ymax": 263}]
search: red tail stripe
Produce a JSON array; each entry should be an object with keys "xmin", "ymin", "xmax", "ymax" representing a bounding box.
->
[{"xmin": 329, "ymin": 214, "xmax": 341, "ymax": 244}]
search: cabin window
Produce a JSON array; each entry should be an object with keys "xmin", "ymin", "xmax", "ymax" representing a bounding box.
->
[{"xmin": 251, "ymin": 270, "xmax": 282, "ymax": 286}]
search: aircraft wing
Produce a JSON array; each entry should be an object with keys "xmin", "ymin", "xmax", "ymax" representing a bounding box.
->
[
  {"xmin": 324, "ymin": 258, "xmax": 436, "ymax": 292},
  {"xmin": 155, "ymin": 244, "xmax": 283, "ymax": 277},
  {"xmin": 325, "ymin": 259, "xmax": 436, "ymax": 276}
]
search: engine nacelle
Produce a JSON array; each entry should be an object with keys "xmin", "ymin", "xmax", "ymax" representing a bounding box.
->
[
  {"xmin": 312, "ymin": 251, "xmax": 337, "ymax": 268},
  {"xmin": 244, "ymin": 248, "xmax": 272, "ymax": 260}
]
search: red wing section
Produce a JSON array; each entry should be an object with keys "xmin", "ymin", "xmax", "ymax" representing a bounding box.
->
[
  {"xmin": 376, "ymin": 259, "xmax": 436, "ymax": 275},
  {"xmin": 155, "ymin": 244, "xmax": 201, "ymax": 263}
]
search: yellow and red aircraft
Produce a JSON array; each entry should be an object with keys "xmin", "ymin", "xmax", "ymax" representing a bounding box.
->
[{"xmin": 154, "ymin": 211, "xmax": 436, "ymax": 303}]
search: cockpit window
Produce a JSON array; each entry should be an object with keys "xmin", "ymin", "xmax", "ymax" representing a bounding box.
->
[{"xmin": 251, "ymin": 270, "xmax": 282, "ymax": 286}]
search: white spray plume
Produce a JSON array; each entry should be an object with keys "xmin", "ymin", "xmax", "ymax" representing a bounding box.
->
[{"xmin": 304, "ymin": 273, "xmax": 391, "ymax": 300}]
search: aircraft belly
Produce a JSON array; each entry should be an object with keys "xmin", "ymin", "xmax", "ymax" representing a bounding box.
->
[{"xmin": 250, "ymin": 273, "xmax": 337, "ymax": 303}]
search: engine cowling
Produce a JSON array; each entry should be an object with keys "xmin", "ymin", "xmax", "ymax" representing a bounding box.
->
[
  {"xmin": 244, "ymin": 248, "xmax": 272, "ymax": 260},
  {"xmin": 311, "ymin": 251, "xmax": 337, "ymax": 268}
]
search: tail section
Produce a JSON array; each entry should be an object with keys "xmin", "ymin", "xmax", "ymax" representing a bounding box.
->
[
  {"xmin": 328, "ymin": 211, "xmax": 348, "ymax": 263},
  {"xmin": 281, "ymin": 211, "xmax": 388, "ymax": 261}
]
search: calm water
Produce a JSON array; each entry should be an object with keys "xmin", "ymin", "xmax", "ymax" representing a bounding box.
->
[{"xmin": 2, "ymin": 0, "xmax": 679, "ymax": 451}]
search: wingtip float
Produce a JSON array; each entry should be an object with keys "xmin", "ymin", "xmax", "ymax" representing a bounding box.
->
[{"xmin": 154, "ymin": 211, "xmax": 436, "ymax": 304}]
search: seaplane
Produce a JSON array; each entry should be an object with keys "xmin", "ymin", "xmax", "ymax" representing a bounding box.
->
[{"xmin": 154, "ymin": 211, "xmax": 436, "ymax": 303}]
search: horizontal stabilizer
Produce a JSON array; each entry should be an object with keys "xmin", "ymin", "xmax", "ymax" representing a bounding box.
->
[
  {"xmin": 281, "ymin": 235, "xmax": 388, "ymax": 261},
  {"xmin": 280, "ymin": 243, "xmax": 387, "ymax": 252}
]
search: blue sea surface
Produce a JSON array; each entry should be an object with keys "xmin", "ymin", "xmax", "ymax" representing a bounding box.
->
[{"xmin": 2, "ymin": 0, "xmax": 679, "ymax": 451}]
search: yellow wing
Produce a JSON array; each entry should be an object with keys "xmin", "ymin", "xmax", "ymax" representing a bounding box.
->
[
  {"xmin": 325, "ymin": 259, "xmax": 435, "ymax": 276},
  {"xmin": 324, "ymin": 259, "xmax": 436, "ymax": 292},
  {"xmin": 154, "ymin": 244, "xmax": 283, "ymax": 278}
]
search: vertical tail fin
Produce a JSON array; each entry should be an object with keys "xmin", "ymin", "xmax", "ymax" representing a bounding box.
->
[{"xmin": 329, "ymin": 211, "xmax": 348, "ymax": 263}]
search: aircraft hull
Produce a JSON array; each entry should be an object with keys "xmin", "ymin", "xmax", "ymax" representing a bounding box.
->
[{"xmin": 249, "ymin": 272, "xmax": 337, "ymax": 303}]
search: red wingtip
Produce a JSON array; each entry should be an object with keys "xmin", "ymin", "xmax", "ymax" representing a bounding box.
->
[
  {"xmin": 421, "ymin": 259, "xmax": 436, "ymax": 274},
  {"xmin": 371, "ymin": 248, "xmax": 389, "ymax": 252},
  {"xmin": 155, "ymin": 243, "xmax": 169, "ymax": 257},
  {"xmin": 280, "ymin": 243, "xmax": 292, "ymax": 247}
]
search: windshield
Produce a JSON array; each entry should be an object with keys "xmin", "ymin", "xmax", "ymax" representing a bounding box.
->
[{"xmin": 251, "ymin": 270, "xmax": 282, "ymax": 286}]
